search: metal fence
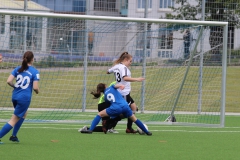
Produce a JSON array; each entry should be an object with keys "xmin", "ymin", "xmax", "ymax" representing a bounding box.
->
[{"xmin": 0, "ymin": 0, "xmax": 239, "ymax": 113}]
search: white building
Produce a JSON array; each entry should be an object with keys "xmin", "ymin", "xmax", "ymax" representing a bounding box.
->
[
  {"xmin": 86, "ymin": 0, "xmax": 233, "ymax": 59},
  {"xmin": 1, "ymin": 0, "xmax": 234, "ymax": 59},
  {"xmin": 85, "ymin": 0, "xmax": 203, "ymax": 59},
  {"xmin": 0, "ymin": 0, "xmax": 50, "ymax": 53}
]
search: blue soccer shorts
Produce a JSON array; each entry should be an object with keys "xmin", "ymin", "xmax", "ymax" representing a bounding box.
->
[{"xmin": 12, "ymin": 99, "xmax": 30, "ymax": 118}]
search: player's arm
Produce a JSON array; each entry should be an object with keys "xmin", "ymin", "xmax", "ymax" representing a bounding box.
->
[
  {"xmin": 106, "ymin": 68, "xmax": 112, "ymax": 74},
  {"xmin": 114, "ymin": 84, "xmax": 125, "ymax": 90},
  {"xmin": 33, "ymin": 72, "xmax": 40, "ymax": 94},
  {"xmin": 33, "ymin": 81, "xmax": 39, "ymax": 94},
  {"xmin": 7, "ymin": 74, "xmax": 15, "ymax": 88},
  {"xmin": 106, "ymin": 65, "xmax": 116, "ymax": 74},
  {"xmin": 123, "ymin": 76, "xmax": 145, "ymax": 82}
]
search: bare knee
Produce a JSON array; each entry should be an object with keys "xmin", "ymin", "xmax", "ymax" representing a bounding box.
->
[
  {"xmin": 8, "ymin": 114, "xmax": 20, "ymax": 126},
  {"xmin": 129, "ymin": 115, "xmax": 137, "ymax": 122},
  {"xmin": 98, "ymin": 109, "xmax": 108, "ymax": 117},
  {"xmin": 130, "ymin": 103, "xmax": 137, "ymax": 112},
  {"xmin": 23, "ymin": 112, "xmax": 28, "ymax": 119}
]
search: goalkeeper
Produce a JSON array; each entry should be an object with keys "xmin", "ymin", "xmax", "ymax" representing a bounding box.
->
[{"xmin": 79, "ymin": 81, "xmax": 122, "ymax": 133}]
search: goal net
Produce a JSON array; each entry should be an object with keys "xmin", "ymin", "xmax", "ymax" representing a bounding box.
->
[{"xmin": 0, "ymin": 10, "xmax": 227, "ymax": 127}]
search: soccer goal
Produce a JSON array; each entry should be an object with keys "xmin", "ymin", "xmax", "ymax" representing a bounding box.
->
[{"xmin": 0, "ymin": 10, "xmax": 227, "ymax": 127}]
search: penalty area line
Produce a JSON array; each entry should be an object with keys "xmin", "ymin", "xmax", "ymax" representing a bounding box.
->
[{"xmin": 18, "ymin": 126, "xmax": 240, "ymax": 133}]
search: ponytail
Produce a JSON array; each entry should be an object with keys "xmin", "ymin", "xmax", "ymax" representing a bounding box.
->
[
  {"xmin": 91, "ymin": 83, "xmax": 106, "ymax": 99},
  {"xmin": 18, "ymin": 51, "xmax": 34, "ymax": 73},
  {"xmin": 113, "ymin": 52, "xmax": 132, "ymax": 65}
]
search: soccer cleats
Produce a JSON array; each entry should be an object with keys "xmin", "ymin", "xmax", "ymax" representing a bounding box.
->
[
  {"xmin": 146, "ymin": 132, "xmax": 152, "ymax": 136},
  {"xmin": 126, "ymin": 128, "xmax": 138, "ymax": 134},
  {"xmin": 78, "ymin": 126, "xmax": 88, "ymax": 132},
  {"xmin": 80, "ymin": 130, "xmax": 93, "ymax": 134},
  {"xmin": 9, "ymin": 135, "xmax": 19, "ymax": 142},
  {"xmin": 107, "ymin": 128, "xmax": 119, "ymax": 133}
]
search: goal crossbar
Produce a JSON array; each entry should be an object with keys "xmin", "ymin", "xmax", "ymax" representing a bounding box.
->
[
  {"xmin": 0, "ymin": 10, "xmax": 228, "ymax": 127},
  {"xmin": 0, "ymin": 10, "xmax": 228, "ymax": 26}
]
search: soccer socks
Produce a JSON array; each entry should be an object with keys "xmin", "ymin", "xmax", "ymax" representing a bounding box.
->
[
  {"xmin": 0, "ymin": 123, "xmax": 13, "ymax": 138},
  {"xmin": 127, "ymin": 118, "xmax": 133, "ymax": 129},
  {"xmin": 89, "ymin": 115, "xmax": 101, "ymax": 131},
  {"xmin": 134, "ymin": 119, "xmax": 149, "ymax": 134},
  {"xmin": 93, "ymin": 126, "xmax": 104, "ymax": 132},
  {"xmin": 12, "ymin": 117, "xmax": 24, "ymax": 137}
]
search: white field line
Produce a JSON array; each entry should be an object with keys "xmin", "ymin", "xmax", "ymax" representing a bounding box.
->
[
  {"xmin": 0, "ymin": 122, "xmax": 239, "ymax": 132},
  {"xmin": 1, "ymin": 122, "xmax": 239, "ymax": 129},
  {"xmin": 9, "ymin": 126, "xmax": 240, "ymax": 133},
  {"xmin": 0, "ymin": 122, "xmax": 239, "ymax": 129},
  {"xmin": 1, "ymin": 108, "xmax": 240, "ymax": 115}
]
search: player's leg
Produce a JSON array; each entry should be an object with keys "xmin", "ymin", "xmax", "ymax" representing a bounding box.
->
[
  {"xmin": 123, "ymin": 105, "xmax": 152, "ymax": 136},
  {"xmin": 0, "ymin": 114, "xmax": 20, "ymax": 143},
  {"xmin": 106, "ymin": 116, "xmax": 122, "ymax": 133},
  {"xmin": 125, "ymin": 95, "xmax": 138, "ymax": 133},
  {"xmin": 80, "ymin": 102, "xmax": 116, "ymax": 133},
  {"xmin": 10, "ymin": 112, "xmax": 28, "ymax": 142},
  {"xmin": 79, "ymin": 119, "xmax": 112, "ymax": 132},
  {"xmin": 79, "ymin": 126, "xmax": 104, "ymax": 132},
  {"xmin": 80, "ymin": 117, "xmax": 121, "ymax": 133},
  {"xmin": 0, "ymin": 100, "xmax": 26, "ymax": 143},
  {"xmin": 81, "ymin": 109, "xmax": 109, "ymax": 134},
  {"xmin": 98, "ymin": 102, "xmax": 111, "ymax": 132},
  {"xmin": 9, "ymin": 100, "xmax": 30, "ymax": 142},
  {"xmin": 91, "ymin": 109, "xmax": 109, "ymax": 130},
  {"xmin": 108, "ymin": 116, "xmax": 122, "ymax": 129},
  {"xmin": 98, "ymin": 101, "xmax": 121, "ymax": 133},
  {"xmin": 128, "ymin": 115, "xmax": 152, "ymax": 136}
]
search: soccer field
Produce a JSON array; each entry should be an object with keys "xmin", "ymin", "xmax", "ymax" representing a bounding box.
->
[
  {"xmin": 0, "ymin": 4, "xmax": 239, "ymax": 160},
  {"xmin": 0, "ymin": 115, "xmax": 240, "ymax": 160}
]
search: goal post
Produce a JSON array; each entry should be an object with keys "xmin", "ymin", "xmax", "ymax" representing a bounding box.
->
[
  {"xmin": 0, "ymin": 10, "xmax": 228, "ymax": 127},
  {"xmin": 165, "ymin": 26, "xmax": 204, "ymax": 123}
]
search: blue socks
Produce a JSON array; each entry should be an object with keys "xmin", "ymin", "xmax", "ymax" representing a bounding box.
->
[
  {"xmin": 135, "ymin": 119, "xmax": 149, "ymax": 133},
  {"xmin": 0, "ymin": 123, "xmax": 13, "ymax": 138},
  {"xmin": 12, "ymin": 117, "xmax": 25, "ymax": 137},
  {"xmin": 0, "ymin": 117, "xmax": 24, "ymax": 139},
  {"xmin": 90, "ymin": 115, "xmax": 101, "ymax": 131}
]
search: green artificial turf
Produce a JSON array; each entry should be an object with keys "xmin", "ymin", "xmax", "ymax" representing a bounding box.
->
[{"xmin": 0, "ymin": 115, "xmax": 240, "ymax": 160}]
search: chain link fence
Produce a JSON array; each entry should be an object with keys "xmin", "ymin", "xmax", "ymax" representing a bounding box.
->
[{"xmin": 0, "ymin": 0, "xmax": 239, "ymax": 112}]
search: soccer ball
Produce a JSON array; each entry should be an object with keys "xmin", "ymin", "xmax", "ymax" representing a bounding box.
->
[{"xmin": 137, "ymin": 124, "xmax": 148, "ymax": 135}]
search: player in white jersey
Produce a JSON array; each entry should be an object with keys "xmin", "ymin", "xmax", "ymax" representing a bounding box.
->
[{"xmin": 107, "ymin": 52, "xmax": 144, "ymax": 133}]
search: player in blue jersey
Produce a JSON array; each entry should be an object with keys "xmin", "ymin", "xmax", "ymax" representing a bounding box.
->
[
  {"xmin": 79, "ymin": 81, "xmax": 122, "ymax": 133},
  {"xmin": 81, "ymin": 83, "xmax": 152, "ymax": 136},
  {"xmin": 0, "ymin": 51, "xmax": 40, "ymax": 144}
]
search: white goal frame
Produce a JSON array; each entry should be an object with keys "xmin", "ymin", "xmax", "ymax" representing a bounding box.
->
[{"xmin": 0, "ymin": 10, "xmax": 228, "ymax": 127}]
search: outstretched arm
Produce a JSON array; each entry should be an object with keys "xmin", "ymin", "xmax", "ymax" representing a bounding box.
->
[{"xmin": 123, "ymin": 77, "xmax": 145, "ymax": 82}]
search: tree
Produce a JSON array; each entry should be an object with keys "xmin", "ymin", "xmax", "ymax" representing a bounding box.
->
[{"xmin": 166, "ymin": 0, "xmax": 240, "ymax": 54}]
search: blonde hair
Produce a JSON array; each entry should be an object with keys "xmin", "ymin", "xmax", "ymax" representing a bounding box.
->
[{"xmin": 113, "ymin": 52, "xmax": 132, "ymax": 65}]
